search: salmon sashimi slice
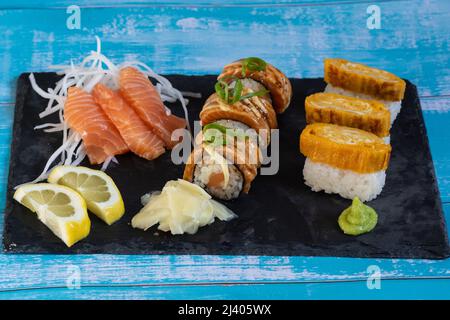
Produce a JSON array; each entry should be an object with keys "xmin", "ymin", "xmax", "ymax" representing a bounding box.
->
[
  {"xmin": 92, "ymin": 83, "xmax": 165, "ymax": 160},
  {"xmin": 119, "ymin": 67, "xmax": 187, "ymax": 149},
  {"xmin": 65, "ymin": 87, "xmax": 129, "ymax": 164}
]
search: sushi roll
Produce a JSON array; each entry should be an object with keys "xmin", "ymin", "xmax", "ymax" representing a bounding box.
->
[
  {"xmin": 300, "ymin": 123, "xmax": 391, "ymax": 202},
  {"xmin": 218, "ymin": 57, "xmax": 292, "ymax": 114},
  {"xmin": 195, "ymin": 119, "xmax": 263, "ymax": 167},
  {"xmin": 324, "ymin": 58, "xmax": 405, "ymax": 124},
  {"xmin": 184, "ymin": 58, "xmax": 291, "ymax": 200},
  {"xmin": 183, "ymin": 143, "xmax": 258, "ymax": 200},
  {"xmin": 200, "ymin": 91, "xmax": 276, "ymax": 144},
  {"xmin": 305, "ymin": 92, "xmax": 391, "ymax": 143},
  {"xmin": 185, "ymin": 89, "xmax": 271, "ymax": 200}
]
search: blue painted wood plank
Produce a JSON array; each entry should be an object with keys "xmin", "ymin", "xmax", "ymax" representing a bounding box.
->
[
  {"xmin": 0, "ymin": 0, "xmax": 449, "ymax": 103},
  {"xmin": 1, "ymin": 279, "xmax": 449, "ymax": 300},
  {"xmin": 421, "ymin": 100, "xmax": 450, "ymax": 202},
  {"xmin": 0, "ymin": 0, "xmax": 411, "ymax": 10}
]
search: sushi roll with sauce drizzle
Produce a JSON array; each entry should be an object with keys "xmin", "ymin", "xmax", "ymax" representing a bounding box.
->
[
  {"xmin": 194, "ymin": 120, "xmax": 263, "ymax": 168},
  {"xmin": 200, "ymin": 91, "xmax": 276, "ymax": 145},
  {"xmin": 185, "ymin": 94, "xmax": 269, "ymax": 200},
  {"xmin": 183, "ymin": 135, "xmax": 259, "ymax": 200},
  {"xmin": 300, "ymin": 123, "xmax": 391, "ymax": 202},
  {"xmin": 218, "ymin": 57, "xmax": 292, "ymax": 114},
  {"xmin": 184, "ymin": 57, "xmax": 291, "ymax": 200},
  {"xmin": 324, "ymin": 58, "xmax": 405, "ymax": 125},
  {"xmin": 305, "ymin": 92, "xmax": 391, "ymax": 143}
]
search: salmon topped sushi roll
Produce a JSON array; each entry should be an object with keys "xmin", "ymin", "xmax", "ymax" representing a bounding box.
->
[
  {"xmin": 194, "ymin": 120, "xmax": 263, "ymax": 167},
  {"xmin": 184, "ymin": 58, "xmax": 290, "ymax": 200},
  {"xmin": 324, "ymin": 58, "xmax": 406, "ymax": 124},
  {"xmin": 200, "ymin": 91, "xmax": 276, "ymax": 145},
  {"xmin": 183, "ymin": 144, "xmax": 258, "ymax": 201},
  {"xmin": 184, "ymin": 120, "xmax": 261, "ymax": 200},
  {"xmin": 300, "ymin": 123, "xmax": 391, "ymax": 201},
  {"xmin": 305, "ymin": 92, "xmax": 391, "ymax": 142},
  {"xmin": 218, "ymin": 57, "xmax": 292, "ymax": 114}
]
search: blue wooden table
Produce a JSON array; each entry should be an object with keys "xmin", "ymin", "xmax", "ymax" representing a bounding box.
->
[{"xmin": 0, "ymin": 0, "xmax": 449, "ymax": 299}]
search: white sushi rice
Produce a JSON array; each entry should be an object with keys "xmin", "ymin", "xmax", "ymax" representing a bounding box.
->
[
  {"xmin": 230, "ymin": 78, "xmax": 272, "ymax": 102},
  {"xmin": 324, "ymin": 84, "xmax": 402, "ymax": 126},
  {"xmin": 194, "ymin": 163, "xmax": 243, "ymax": 200},
  {"xmin": 215, "ymin": 119, "xmax": 250, "ymax": 131},
  {"xmin": 303, "ymin": 158, "xmax": 385, "ymax": 202},
  {"xmin": 240, "ymin": 78, "xmax": 267, "ymax": 92}
]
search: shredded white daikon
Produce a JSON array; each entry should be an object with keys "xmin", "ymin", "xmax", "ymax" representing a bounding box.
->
[
  {"xmin": 100, "ymin": 156, "xmax": 115, "ymax": 172},
  {"xmin": 180, "ymin": 91, "xmax": 202, "ymax": 98},
  {"xmin": 23, "ymin": 36, "xmax": 198, "ymax": 186}
]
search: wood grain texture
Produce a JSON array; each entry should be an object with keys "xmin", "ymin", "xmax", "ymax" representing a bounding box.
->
[
  {"xmin": 422, "ymin": 98, "xmax": 450, "ymax": 203},
  {"xmin": 0, "ymin": 1, "xmax": 449, "ymax": 102},
  {"xmin": 1, "ymin": 279, "xmax": 449, "ymax": 300},
  {"xmin": 0, "ymin": 0, "xmax": 449, "ymax": 298},
  {"xmin": 0, "ymin": 0, "xmax": 413, "ymax": 9}
]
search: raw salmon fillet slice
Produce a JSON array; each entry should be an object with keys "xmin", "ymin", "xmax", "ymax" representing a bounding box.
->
[
  {"xmin": 65, "ymin": 87, "xmax": 129, "ymax": 164},
  {"xmin": 119, "ymin": 67, "xmax": 186, "ymax": 149},
  {"xmin": 92, "ymin": 83, "xmax": 165, "ymax": 160}
]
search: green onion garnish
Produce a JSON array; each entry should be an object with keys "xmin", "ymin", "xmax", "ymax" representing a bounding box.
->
[
  {"xmin": 203, "ymin": 123, "xmax": 249, "ymax": 147},
  {"xmin": 203, "ymin": 123, "xmax": 228, "ymax": 134},
  {"xmin": 214, "ymin": 80, "xmax": 229, "ymax": 104},
  {"xmin": 215, "ymin": 78, "xmax": 269, "ymax": 104},
  {"xmin": 214, "ymin": 78, "xmax": 241, "ymax": 104},
  {"xmin": 203, "ymin": 123, "xmax": 227, "ymax": 146},
  {"xmin": 231, "ymin": 78, "xmax": 243, "ymax": 104},
  {"xmin": 241, "ymin": 57, "xmax": 267, "ymax": 76}
]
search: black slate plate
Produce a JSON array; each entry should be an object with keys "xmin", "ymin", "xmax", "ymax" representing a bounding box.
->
[{"xmin": 3, "ymin": 73, "xmax": 449, "ymax": 259}]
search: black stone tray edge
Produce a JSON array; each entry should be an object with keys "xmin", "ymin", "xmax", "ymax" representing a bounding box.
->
[{"xmin": 404, "ymin": 80, "xmax": 449, "ymax": 259}]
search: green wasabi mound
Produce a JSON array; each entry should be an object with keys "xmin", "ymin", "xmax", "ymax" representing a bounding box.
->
[{"xmin": 338, "ymin": 197, "xmax": 378, "ymax": 236}]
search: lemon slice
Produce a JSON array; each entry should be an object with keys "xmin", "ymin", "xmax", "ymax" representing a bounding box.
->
[
  {"xmin": 48, "ymin": 165, "xmax": 125, "ymax": 225},
  {"xmin": 14, "ymin": 183, "xmax": 90, "ymax": 247}
]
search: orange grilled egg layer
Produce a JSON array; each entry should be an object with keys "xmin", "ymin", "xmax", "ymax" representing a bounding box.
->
[
  {"xmin": 305, "ymin": 92, "xmax": 391, "ymax": 138},
  {"xmin": 300, "ymin": 123, "xmax": 391, "ymax": 173},
  {"xmin": 324, "ymin": 58, "xmax": 406, "ymax": 101}
]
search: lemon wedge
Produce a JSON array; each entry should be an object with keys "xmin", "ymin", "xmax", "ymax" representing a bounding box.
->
[
  {"xmin": 14, "ymin": 183, "xmax": 91, "ymax": 247},
  {"xmin": 48, "ymin": 165, "xmax": 125, "ymax": 225}
]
